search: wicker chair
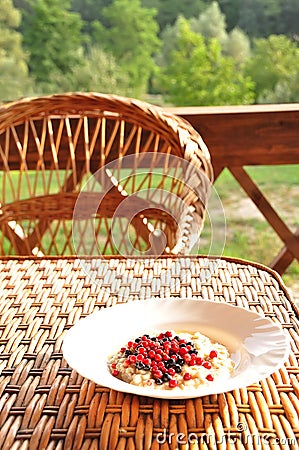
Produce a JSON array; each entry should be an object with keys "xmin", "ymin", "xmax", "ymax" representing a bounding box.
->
[{"xmin": 0, "ymin": 92, "xmax": 213, "ymax": 256}]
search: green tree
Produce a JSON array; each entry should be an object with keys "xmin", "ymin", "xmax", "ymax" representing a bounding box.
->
[
  {"xmin": 224, "ymin": 27, "xmax": 251, "ymax": 65},
  {"xmin": 237, "ymin": 0, "xmax": 281, "ymax": 38},
  {"xmin": 52, "ymin": 46, "xmax": 130, "ymax": 95},
  {"xmin": 70, "ymin": 0, "xmax": 112, "ymax": 34},
  {"xmin": 156, "ymin": 17, "xmax": 254, "ymax": 106},
  {"xmin": 261, "ymin": 73, "xmax": 299, "ymax": 103},
  {"xmin": 92, "ymin": 0, "xmax": 160, "ymax": 97},
  {"xmin": 141, "ymin": 0, "xmax": 206, "ymax": 31},
  {"xmin": 278, "ymin": 0, "xmax": 299, "ymax": 37},
  {"xmin": 0, "ymin": 0, "xmax": 33, "ymax": 101},
  {"xmin": 244, "ymin": 34, "xmax": 299, "ymax": 102},
  {"xmin": 189, "ymin": 1, "xmax": 228, "ymax": 47},
  {"xmin": 217, "ymin": 0, "xmax": 241, "ymax": 31},
  {"xmin": 22, "ymin": 0, "xmax": 84, "ymax": 92}
]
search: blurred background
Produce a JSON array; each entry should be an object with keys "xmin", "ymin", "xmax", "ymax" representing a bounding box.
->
[
  {"xmin": 2, "ymin": 0, "xmax": 299, "ymax": 105},
  {"xmin": 1, "ymin": 0, "xmax": 299, "ymax": 299}
]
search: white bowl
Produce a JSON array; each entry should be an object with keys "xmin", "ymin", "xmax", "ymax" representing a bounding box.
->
[{"xmin": 62, "ymin": 298, "xmax": 290, "ymax": 399}]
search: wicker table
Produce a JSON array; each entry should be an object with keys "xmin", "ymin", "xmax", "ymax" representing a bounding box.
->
[{"xmin": 0, "ymin": 255, "xmax": 298, "ymax": 450}]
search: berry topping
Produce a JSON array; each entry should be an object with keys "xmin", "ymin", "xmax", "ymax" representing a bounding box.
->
[
  {"xmin": 203, "ymin": 361, "xmax": 212, "ymax": 369},
  {"xmin": 169, "ymin": 379, "xmax": 178, "ymax": 388},
  {"xmin": 111, "ymin": 330, "xmax": 224, "ymax": 387},
  {"xmin": 183, "ymin": 373, "xmax": 192, "ymax": 381}
]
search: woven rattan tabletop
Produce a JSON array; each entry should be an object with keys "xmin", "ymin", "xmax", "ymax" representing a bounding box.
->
[{"xmin": 0, "ymin": 255, "xmax": 298, "ymax": 450}]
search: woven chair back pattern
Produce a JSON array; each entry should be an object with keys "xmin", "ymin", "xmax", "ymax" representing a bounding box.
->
[{"xmin": 0, "ymin": 92, "xmax": 213, "ymax": 256}]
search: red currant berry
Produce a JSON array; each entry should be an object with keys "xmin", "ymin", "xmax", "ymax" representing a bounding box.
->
[
  {"xmin": 111, "ymin": 363, "xmax": 117, "ymax": 369},
  {"xmin": 112, "ymin": 369, "xmax": 119, "ymax": 377},
  {"xmin": 195, "ymin": 357, "xmax": 203, "ymax": 365},
  {"xmin": 206, "ymin": 374, "xmax": 214, "ymax": 381},
  {"xmin": 136, "ymin": 354, "xmax": 144, "ymax": 361},
  {"xmin": 209, "ymin": 350, "xmax": 218, "ymax": 359},
  {"xmin": 179, "ymin": 347, "xmax": 188, "ymax": 356},
  {"xmin": 155, "ymin": 354, "xmax": 163, "ymax": 362},
  {"xmin": 148, "ymin": 350, "xmax": 156, "ymax": 359},
  {"xmin": 203, "ymin": 361, "xmax": 212, "ymax": 369},
  {"xmin": 169, "ymin": 379, "xmax": 178, "ymax": 388},
  {"xmin": 143, "ymin": 358, "xmax": 151, "ymax": 365},
  {"xmin": 183, "ymin": 373, "xmax": 192, "ymax": 381},
  {"xmin": 183, "ymin": 353, "xmax": 191, "ymax": 363},
  {"xmin": 129, "ymin": 355, "xmax": 137, "ymax": 363},
  {"xmin": 167, "ymin": 368, "xmax": 176, "ymax": 376},
  {"xmin": 153, "ymin": 370, "xmax": 163, "ymax": 379}
]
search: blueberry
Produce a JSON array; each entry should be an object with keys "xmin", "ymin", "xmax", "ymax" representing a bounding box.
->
[
  {"xmin": 176, "ymin": 357, "xmax": 184, "ymax": 366},
  {"xmin": 135, "ymin": 338, "xmax": 141, "ymax": 343},
  {"xmin": 174, "ymin": 364, "xmax": 182, "ymax": 373},
  {"xmin": 155, "ymin": 378, "xmax": 163, "ymax": 385},
  {"xmin": 135, "ymin": 362, "xmax": 145, "ymax": 370},
  {"xmin": 162, "ymin": 373, "xmax": 171, "ymax": 382}
]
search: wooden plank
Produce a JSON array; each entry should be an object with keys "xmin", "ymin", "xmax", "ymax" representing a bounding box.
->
[
  {"xmin": 271, "ymin": 228, "xmax": 299, "ymax": 274},
  {"xmin": 167, "ymin": 104, "xmax": 299, "ymax": 166}
]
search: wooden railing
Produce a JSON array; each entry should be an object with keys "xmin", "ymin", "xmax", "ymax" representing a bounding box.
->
[{"xmin": 168, "ymin": 104, "xmax": 299, "ymax": 275}]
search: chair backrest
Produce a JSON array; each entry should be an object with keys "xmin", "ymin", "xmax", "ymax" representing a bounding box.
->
[{"xmin": 0, "ymin": 92, "xmax": 213, "ymax": 256}]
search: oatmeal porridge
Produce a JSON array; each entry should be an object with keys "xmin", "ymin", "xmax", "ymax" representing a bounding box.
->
[{"xmin": 107, "ymin": 330, "xmax": 234, "ymax": 390}]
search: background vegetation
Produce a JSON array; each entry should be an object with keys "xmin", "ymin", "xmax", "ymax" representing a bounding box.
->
[{"xmin": 1, "ymin": 0, "xmax": 299, "ymax": 104}]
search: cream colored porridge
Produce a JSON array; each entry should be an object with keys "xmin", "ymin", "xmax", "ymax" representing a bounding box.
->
[{"xmin": 108, "ymin": 330, "xmax": 234, "ymax": 390}]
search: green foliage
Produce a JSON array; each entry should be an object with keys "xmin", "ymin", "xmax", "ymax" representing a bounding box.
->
[
  {"xmin": 157, "ymin": 4, "xmax": 251, "ymax": 78},
  {"xmin": 217, "ymin": 0, "xmax": 241, "ymax": 31},
  {"xmin": 189, "ymin": 1, "xmax": 228, "ymax": 46},
  {"xmin": 6, "ymin": 0, "xmax": 299, "ymax": 105},
  {"xmin": 92, "ymin": 0, "xmax": 160, "ymax": 97},
  {"xmin": 51, "ymin": 46, "xmax": 130, "ymax": 95},
  {"xmin": 141, "ymin": 0, "xmax": 206, "ymax": 31},
  {"xmin": 244, "ymin": 34, "xmax": 299, "ymax": 102},
  {"xmin": 70, "ymin": 0, "xmax": 112, "ymax": 34},
  {"xmin": 278, "ymin": 0, "xmax": 299, "ymax": 36},
  {"xmin": 237, "ymin": 0, "xmax": 281, "ymax": 38},
  {"xmin": 155, "ymin": 18, "xmax": 255, "ymax": 106},
  {"xmin": 224, "ymin": 27, "xmax": 251, "ymax": 65},
  {"xmin": 0, "ymin": 0, "xmax": 33, "ymax": 101},
  {"xmin": 22, "ymin": 0, "xmax": 85, "ymax": 91}
]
